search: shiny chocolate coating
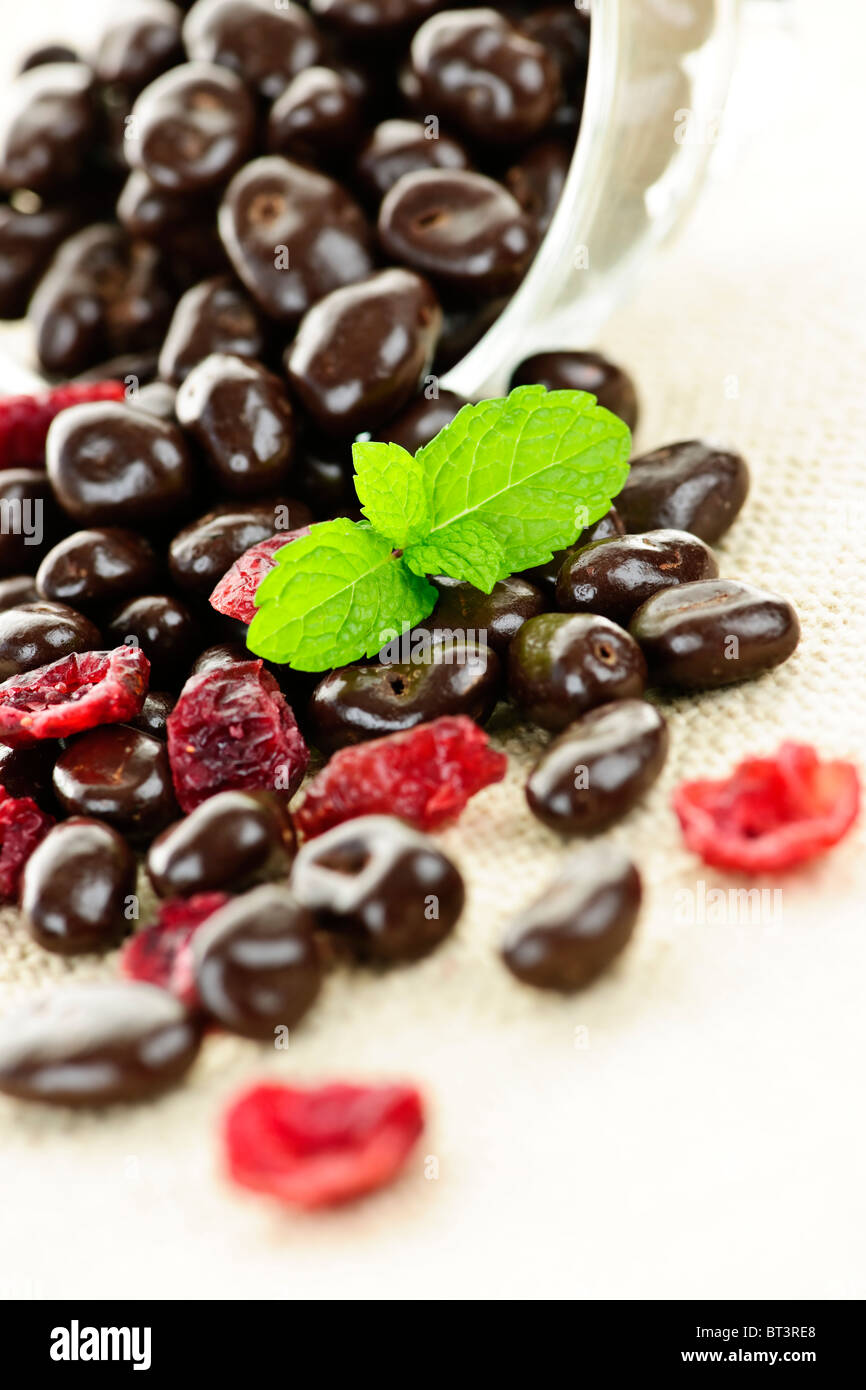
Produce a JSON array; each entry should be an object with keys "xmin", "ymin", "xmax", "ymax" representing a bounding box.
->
[
  {"xmin": 520, "ymin": 507, "xmax": 626, "ymax": 597},
  {"xmin": 0, "ymin": 470, "xmax": 62, "ymax": 574},
  {"xmin": 511, "ymin": 350, "xmax": 640, "ymax": 432},
  {"xmin": 285, "ymin": 267, "xmax": 441, "ymax": 437},
  {"xmin": 410, "ymin": 10, "xmax": 560, "ymax": 145},
  {"xmin": 132, "ymin": 690, "xmax": 175, "ymax": 739},
  {"xmin": 629, "ymin": 579, "xmax": 801, "ymax": 690},
  {"xmin": 190, "ymin": 642, "xmax": 248, "ymax": 675},
  {"xmin": 183, "ymin": 0, "xmax": 323, "ymax": 101},
  {"xmin": 555, "ymin": 530, "xmax": 719, "ymax": 626},
  {"xmin": 157, "ymin": 274, "xmax": 265, "ymax": 385},
  {"xmin": 219, "ymin": 155, "xmax": 373, "ymax": 324},
  {"xmin": 0, "ymin": 576, "xmax": 40, "ymax": 611},
  {"xmin": 355, "ymin": 118, "xmax": 470, "ymax": 202},
  {"xmin": 53, "ymin": 726, "xmax": 178, "ymax": 842},
  {"xmin": 504, "ymin": 138, "xmax": 571, "ymax": 237},
  {"xmin": 0, "ymin": 199, "xmax": 80, "ymax": 320},
  {"xmin": 0, "ymin": 601, "xmax": 101, "ymax": 681},
  {"xmin": 521, "ymin": 3, "xmax": 590, "ymax": 132},
  {"xmin": 375, "ymin": 387, "xmax": 466, "ymax": 453},
  {"xmin": 18, "ymin": 45, "xmax": 81, "ymax": 73},
  {"xmin": 21, "ymin": 817, "xmax": 137, "ymax": 955},
  {"xmin": 0, "ymin": 63, "xmax": 95, "ymax": 196},
  {"xmin": 105, "ymin": 594, "xmax": 195, "ymax": 685},
  {"xmin": 0, "ymin": 983, "xmax": 202, "ymax": 1106},
  {"xmin": 292, "ymin": 814, "xmax": 464, "ymax": 963},
  {"xmin": 193, "ymin": 884, "xmax": 322, "ymax": 1038},
  {"xmin": 508, "ymin": 612, "xmax": 647, "ymax": 731},
  {"xmin": 267, "ymin": 67, "xmax": 362, "ymax": 165},
  {"xmin": 128, "ymin": 62, "xmax": 255, "ymax": 194},
  {"xmin": 169, "ymin": 498, "xmax": 311, "ymax": 596},
  {"xmin": 526, "ymin": 699, "xmax": 668, "ymax": 835},
  {"xmin": 94, "ymin": 1, "xmax": 184, "ymax": 92},
  {"xmin": 147, "ymin": 788, "xmax": 296, "ymax": 897},
  {"xmin": 310, "ymin": 0, "xmax": 443, "ymax": 37},
  {"xmin": 379, "ymin": 169, "xmax": 537, "ymax": 298},
  {"xmin": 37, "ymin": 528, "xmax": 159, "ymax": 610},
  {"xmin": 502, "ymin": 845, "xmax": 641, "ymax": 992},
  {"xmin": 309, "ymin": 638, "xmax": 499, "ymax": 752},
  {"xmin": 0, "ymin": 740, "xmax": 56, "ymax": 804},
  {"xmin": 46, "ymin": 401, "xmax": 193, "ymax": 526},
  {"xmin": 175, "ymin": 352, "xmax": 295, "ymax": 496},
  {"xmin": 117, "ymin": 169, "xmax": 219, "ymax": 248},
  {"xmin": 426, "ymin": 574, "xmax": 546, "ymax": 657},
  {"xmin": 295, "ymin": 439, "xmax": 356, "ymax": 519},
  {"xmin": 616, "ymin": 441, "xmax": 750, "ymax": 543}
]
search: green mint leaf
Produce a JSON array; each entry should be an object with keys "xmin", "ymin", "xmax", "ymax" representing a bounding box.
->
[
  {"xmin": 247, "ymin": 518, "xmax": 437, "ymax": 671},
  {"xmin": 353, "ymin": 439, "xmax": 432, "ymax": 548},
  {"xmin": 414, "ymin": 385, "xmax": 631, "ymax": 574},
  {"xmin": 403, "ymin": 516, "xmax": 506, "ymax": 593}
]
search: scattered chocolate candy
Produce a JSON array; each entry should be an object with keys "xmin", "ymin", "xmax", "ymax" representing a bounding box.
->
[
  {"xmin": 555, "ymin": 530, "xmax": 719, "ymax": 626},
  {"xmin": 132, "ymin": 690, "xmax": 175, "ymax": 739},
  {"xmin": 52, "ymin": 726, "xmax": 178, "ymax": 842},
  {"xmin": 21, "ymin": 817, "xmax": 137, "ymax": 954},
  {"xmin": 157, "ymin": 275, "xmax": 265, "ymax": 385},
  {"xmin": 426, "ymin": 574, "xmax": 546, "ymax": 656},
  {"xmin": 169, "ymin": 500, "xmax": 311, "ymax": 596},
  {"xmin": 616, "ymin": 441, "xmax": 750, "ymax": 542},
  {"xmin": 147, "ymin": 789, "xmax": 296, "ymax": 897},
  {"xmin": 175, "ymin": 353, "xmax": 295, "ymax": 497},
  {"xmin": 511, "ymin": 350, "xmax": 639, "ymax": 431},
  {"xmin": 128, "ymin": 61, "xmax": 255, "ymax": 193},
  {"xmin": 508, "ymin": 612, "xmax": 647, "ymax": 731},
  {"xmin": 105, "ymin": 594, "xmax": 195, "ymax": 686},
  {"xmin": 520, "ymin": 507, "xmax": 626, "ymax": 596},
  {"xmin": 37, "ymin": 528, "xmax": 159, "ymax": 610},
  {"xmin": 0, "ymin": 601, "xmax": 101, "ymax": 681}
]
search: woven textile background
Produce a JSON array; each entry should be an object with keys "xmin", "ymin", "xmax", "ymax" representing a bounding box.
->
[{"xmin": 1, "ymin": 0, "xmax": 864, "ymax": 1300}]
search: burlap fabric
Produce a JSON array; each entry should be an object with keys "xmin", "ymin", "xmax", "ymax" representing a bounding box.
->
[{"xmin": 0, "ymin": 0, "xmax": 864, "ymax": 1299}]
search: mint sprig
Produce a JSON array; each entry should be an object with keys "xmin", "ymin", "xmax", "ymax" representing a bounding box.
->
[{"xmin": 245, "ymin": 386, "xmax": 631, "ymax": 671}]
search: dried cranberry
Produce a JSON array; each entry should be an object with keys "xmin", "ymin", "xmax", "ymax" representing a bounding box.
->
[
  {"xmin": 119, "ymin": 892, "xmax": 229, "ymax": 1009},
  {"xmin": 674, "ymin": 742, "xmax": 860, "ymax": 873},
  {"xmin": 209, "ymin": 528, "xmax": 309, "ymax": 625},
  {"xmin": 0, "ymin": 786, "xmax": 54, "ymax": 901},
  {"xmin": 0, "ymin": 380, "xmax": 126, "ymax": 468},
  {"xmin": 167, "ymin": 660, "xmax": 309, "ymax": 812},
  {"xmin": 297, "ymin": 714, "xmax": 507, "ymax": 839},
  {"xmin": 0, "ymin": 647, "xmax": 150, "ymax": 747},
  {"xmin": 223, "ymin": 1081, "xmax": 425, "ymax": 1209}
]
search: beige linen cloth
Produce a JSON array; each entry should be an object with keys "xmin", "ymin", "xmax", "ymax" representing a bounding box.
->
[{"xmin": 1, "ymin": 1, "xmax": 865, "ymax": 1300}]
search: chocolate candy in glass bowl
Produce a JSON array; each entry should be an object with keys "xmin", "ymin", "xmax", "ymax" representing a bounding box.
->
[
  {"xmin": 21, "ymin": 817, "xmax": 137, "ymax": 955},
  {"xmin": 520, "ymin": 507, "xmax": 625, "ymax": 597},
  {"xmin": 355, "ymin": 119, "xmax": 470, "ymax": 203},
  {"xmin": 629, "ymin": 579, "xmax": 801, "ymax": 691},
  {"xmin": 504, "ymin": 139, "xmax": 572, "ymax": 238},
  {"xmin": 193, "ymin": 884, "xmax": 322, "ymax": 1039},
  {"xmin": 526, "ymin": 698, "xmax": 669, "ymax": 836},
  {"xmin": 0, "ymin": 198, "xmax": 82, "ymax": 321},
  {"xmin": 508, "ymin": 612, "xmax": 647, "ymax": 732},
  {"xmin": 219, "ymin": 155, "xmax": 374, "ymax": 324},
  {"xmin": 169, "ymin": 498, "xmax": 312, "ymax": 597},
  {"xmin": 0, "ymin": 983, "xmax": 202, "ymax": 1107},
  {"xmin": 46, "ymin": 401, "xmax": 194, "ymax": 527},
  {"xmin": 291, "ymin": 815, "xmax": 465, "ymax": 964},
  {"xmin": 52, "ymin": 726, "xmax": 179, "ymax": 843},
  {"xmin": 267, "ymin": 67, "xmax": 363, "ymax": 167},
  {"xmin": 37, "ymin": 528, "xmax": 159, "ymax": 611},
  {"xmin": 183, "ymin": 0, "xmax": 323, "ymax": 102},
  {"xmin": 285, "ymin": 267, "xmax": 441, "ymax": 438},
  {"xmin": 378, "ymin": 170, "xmax": 538, "ymax": 298},
  {"xmin": 310, "ymin": 0, "xmax": 443, "ymax": 39},
  {"xmin": 502, "ymin": 845, "xmax": 641, "ymax": 993},
  {"xmin": 520, "ymin": 2, "xmax": 590, "ymax": 134},
  {"xmin": 105, "ymin": 594, "xmax": 196, "ymax": 686},
  {"xmin": 175, "ymin": 353, "xmax": 296, "ymax": 498},
  {"xmin": 422, "ymin": 574, "xmax": 546, "ymax": 658},
  {"xmin": 127, "ymin": 62, "xmax": 255, "ymax": 194},
  {"xmin": 615, "ymin": 441, "xmax": 750, "ymax": 543},
  {"xmin": 0, "ymin": 62, "xmax": 95, "ymax": 196},
  {"xmin": 0, "ymin": 470, "xmax": 62, "ymax": 574},
  {"xmin": 0, "ymin": 601, "xmax": 101, "ymax": 681},
  {"xmin": 93, "ymin": 1, "xmax": 185, "ymax": 94},
  {"xmin": 157, "ymin": 274, "xmax": 266, "ymax": 385},
  {"xmin": 555, "ymin": 530, "xmax": 719, "ymax": 627},
  {"xmin": 147, "ymin": 789, "xmax": 296, "ymax": 898},
  {"xmin": 374, "ymin": 387, "xmax": 467, "ymax": 454},
  {"xmin": 511, "ymin": 351, "xmax": 640, "ymax": 433}
]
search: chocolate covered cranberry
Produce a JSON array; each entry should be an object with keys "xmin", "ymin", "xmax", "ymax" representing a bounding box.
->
[
  {"xmin": 379, "ymin": 170, "xmax": 537, "ymax": 297},
  {"xmin": 311, "ymin": 0, "xmax": 442, "ymax": 37},
  {"xmin": 0, "ymin": 576, "xmax": 39, "ymax": 611},
  {"xmin": 0, "ymin": 601, "xmax": 101, "ymax": 681},
  {"xmin": 157, "ymin": 274, "xmax": 265, "ymax": 385},
  {"xmin": 93, "ymin": 1, "xmax": 184, "ymax": 92},
  {"xmin": 410, "ymin": 11, "xmax": 560, "ymax": 145},
  {"xmin": 193, "ymin": 884, "xmax": 322, "ymax": 1038},
  {"xmin": 521, "ymin": 508, "xmax": 625, "ymax": 597},
  {"xmin": 133, "ymin": 690, "xmax": 175, "ymax": 739},
  {"xmin": 375, "ymin": 388, "xmax": 466, "ymax": 453},
  {"xmin": 116, "ymin": 171, "xmax": 225, "ymax": 286},
  {"xmin": 219, "ymin": 156, "xmax": 373, "ymax": 323},
  {"xmin": 267, "ymin": 68, "xmax": 362, "ymax": 165},
  {"xmin": 0, "ymin": 63, "xmax": 95, "ymax": 196},
  {"xmin": 616, "ymin": 441, "xmax": 750, "ymax": 543},
  {"xmin": 190, "ymin": 642, "xmax": 247, "ymax": 675},
  {"xmin": 147, "ymin": 789, "xmax": 296, "ymax": 897},
  {"xmin": 511, "ymin": 351, "xmax": 640, "ymax": 432},
  {"xmin": 169, "ymin": 500, "xmax": 311, "ymax": 596},
  {"xmin": 0, "ymin": 199, "xmax": 81, "ymax": 320},
  {"xmin": 0, "ymin": 741, "xmax": 56, "ymax": 803},
  {"xmin": 53, "ymin": 727, "xmax": 178, "ymax": 842},
  {"xmin": 21, "ymin": 817, "xmax": 137, "ymax": 955},
  {"xmin": 355, "ymin": 118, "xmax": 470, "ymax": 202},
  {"xmin": 309, "ymin": 638, "xmax": 499, "ymax": 752},
  {"xmin": 504, "ymin": 139, "xmax": 571, "ymax": 237},
  {"xmin": 526, "ymin": 699, "xmax": 668, "ymax": 835},
  {"xmin": 508, "ymin": 612, "xmax": 647, "ymax": 731},
  {"xmin": 630, "ymin": 580, "xmax": 801, "ymax": 690},
  {"xmin": 106, "ymin": 594, "xmax": 195, "ymax": 685},
  {"xmin": 0, "ymin": 470, "xmax": 61, "ymax": 575},
  {"xmin": 37, "ymin": 528, "xmax": 159, "ymax": 610},
  {"xmin": 46, "ymin": 401, "xmax": 193, "ymax": 526},
  {"xmin": 292, "ymin": 815, "xmax": 464, "ymax": 963},
  {"xmin": 128, "ymin": 62, "xmax": 255, "ymax": 193},
  {"xmin": 426, "ymin": 575, "xmax": 546, "ymax": 656},
  {"xmin": 521, "ymin": 4, "xmax": 590, "ymax": 133},
  {"xmin": 502, "ymin": 846, "xmax": 641, "ymax": 992},
  {"xmin": 555, "ymin": 530, "xmax": 719, "ymax": 626},
  {"xmin": 285, "ymin": 268, "xmax": 441, "ymax": 437},
  {"xmin": 183, "ymin": 0, "xmax": 322, "ymax": 101},
  {"xmin": 175, "ymin": 353, "xmax": 295, "ymax": 497}
]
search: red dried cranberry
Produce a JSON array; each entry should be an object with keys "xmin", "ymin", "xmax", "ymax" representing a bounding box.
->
[
  {"xmin": 297, "ymin": 714, "xmax": 507, "ymax": 839},
  {"xmin": 0, "ymin": 786, "xmax": 55, "ymax": 901},
  {"xmin": 674, "ymin": 742, "xmax": 860, "ymax": 873},
  {"xmin": 0, "ymin": 647, "xmax": 150, "ymax": 747},
  {"xmin": 223, "ymin": 1081, "xmax": 425, "ymax": 1209},
  {"xmin": 119, "ymin": 892, "xmax": 230, "ymax": 1009},
  {"xmin": 0, "ymin": 380, "xmax": 126, "ymax": 468},
  {"xmin": 209, "ymin": 528, "xmax": 309, "ymax": 625},
  {"xmin": 167, "ymin": 660, "xmax": 309, "ymax": 812}
]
